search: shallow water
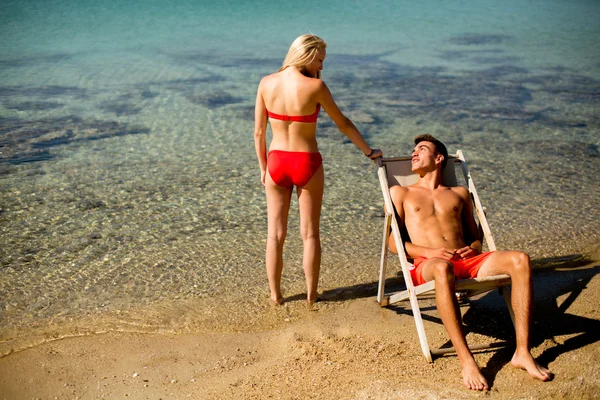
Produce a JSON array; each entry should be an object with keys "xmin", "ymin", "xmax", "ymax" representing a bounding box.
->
[{"xmin": 1, "ymin": 0, "xmax": 599, "ymax": 354}]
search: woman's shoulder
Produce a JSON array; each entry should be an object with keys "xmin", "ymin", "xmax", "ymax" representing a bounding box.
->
[
  {"xmin": 259, "ymin": 72, "xmax": 279, "ymax": 85},
  {"xmin": 257, "ymin": 73, "xmax": 280, "ymax": 94},
  {"xmin": 259, "ymin": 70, "xmax": 326, "ymax": 94},
  {"xmin": 301, "ymin": 76, "xmax": 327, "ymax": 94}
]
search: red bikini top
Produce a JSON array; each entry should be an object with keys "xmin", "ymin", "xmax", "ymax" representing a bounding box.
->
[{"xmin": 266, "ymin": 105, "xmax": 320, "ymax": 123}]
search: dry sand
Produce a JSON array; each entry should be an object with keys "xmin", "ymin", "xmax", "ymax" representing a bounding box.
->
[{"xmin": 1, "ymin": 256, "xmax": 599, "ymax": 399}]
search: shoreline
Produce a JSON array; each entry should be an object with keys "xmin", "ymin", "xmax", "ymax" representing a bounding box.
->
[
  {"xmin": 1, "ymin": 256, "xmax": 598, "ymax": 399},
  {"xmin": 0, "ymin": 250, "xmax": 595, "ymax": 356}
]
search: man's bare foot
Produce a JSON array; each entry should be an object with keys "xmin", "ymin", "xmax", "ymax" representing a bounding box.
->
[
  {"xmin": 461, "ymin": 360, "xmax": 489, "ymax": 391},
  {"xmin": 511, "ymin": 350, "xmax": 552, "ymax": 381}
]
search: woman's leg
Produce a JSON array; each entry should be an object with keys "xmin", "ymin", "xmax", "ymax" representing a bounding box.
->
[
  {"xmin": 297, "ymin": 165, "xmax": 324, "ymax": 305},
  {"xmin": 265, "ymin": 171, "xmax": 293, "ymax": 305}
]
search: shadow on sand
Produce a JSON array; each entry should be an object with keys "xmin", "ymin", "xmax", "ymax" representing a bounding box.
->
[
  {"xmin": 471, "ymin": 259, "xmax": 600, "ymax": 386},
  {"xmin": 286, "ymin": 253, "xmax": 599, "ymax": 385}
]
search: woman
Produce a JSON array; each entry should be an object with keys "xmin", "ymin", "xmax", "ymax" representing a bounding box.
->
[{"xmin": 254, "ymin": 34, "xmax": 382, "ymax": 306}]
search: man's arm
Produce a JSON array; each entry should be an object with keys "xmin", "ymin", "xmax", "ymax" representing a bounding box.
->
[
  {"xmin": 406, "ymin": 242, "xmax": 459, "ymax": 261},
  {"xmin": 456, "ymin": 187, "xmax": 482, "ymax": 259}
]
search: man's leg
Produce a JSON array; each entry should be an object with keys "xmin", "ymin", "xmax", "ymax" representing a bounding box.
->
[
  {"xmin": 420, "ymin": 258, "xmax": 489, "ymax": 391},
  {"xmin": 477, "ymin": 251, "xmax": 552, "ymax": 381}
]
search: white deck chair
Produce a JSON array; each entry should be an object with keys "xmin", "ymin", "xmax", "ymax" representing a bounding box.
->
[{"xmin": 376, "ymin": 151, "xmax": 515, "ymax": 362}]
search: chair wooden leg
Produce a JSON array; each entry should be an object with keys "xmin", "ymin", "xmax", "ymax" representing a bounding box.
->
[
  {"xmin": 407, "ymin": 289, "xmax": 433, "ymax": 362},
  {"xmin": 377, "ymin": 214, "xmax": 392, "ymax": 305}
]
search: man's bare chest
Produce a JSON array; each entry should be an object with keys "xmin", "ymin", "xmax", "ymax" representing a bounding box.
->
[{"xmin": 405, "ymin": 189, "xmax": 463, "ymax": 219}]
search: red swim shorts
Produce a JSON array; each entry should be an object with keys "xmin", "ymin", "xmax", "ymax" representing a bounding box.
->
[{"xmin": 409, "ymin": 251, "xmax": 495, "ymax": 286}]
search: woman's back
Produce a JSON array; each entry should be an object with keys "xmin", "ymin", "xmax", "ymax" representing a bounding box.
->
[{"xmin": 261, "ymin": 68, "xmax": 322, "ymax": 152}]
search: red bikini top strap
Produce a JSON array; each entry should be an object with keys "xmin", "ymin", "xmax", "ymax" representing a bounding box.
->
[{"xmin": 266, "ymin": 104, "xmax": 320, "ymax": 123}]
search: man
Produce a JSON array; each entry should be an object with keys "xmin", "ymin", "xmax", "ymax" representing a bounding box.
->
[{"xmin": 389, "ymin": 134, "xmax": 552, "ymax": 391}]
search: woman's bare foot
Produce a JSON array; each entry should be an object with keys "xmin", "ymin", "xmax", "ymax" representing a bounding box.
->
[
  {"xmin": 461, "ymin": 360, "xmax": 489, "ymax": 391},
  {"xmin": 306, "ymin": 300, "xmax": 318, "ymax": 311},
  {"xmin": 511, "ymin": 350, "xmax": 552, "ymax": 381},
  {"xmin": 270, "ymin": 295, "xmax": 284, "ymax": 306},
  {"xmin": 306, "ymin": 292, "xmax": 320, "ymax": 304}
]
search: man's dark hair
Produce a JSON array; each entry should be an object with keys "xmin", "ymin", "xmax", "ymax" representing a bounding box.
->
[{"xmin": 414, "ymin": 134, "xmax": 448, "ymax": 169}]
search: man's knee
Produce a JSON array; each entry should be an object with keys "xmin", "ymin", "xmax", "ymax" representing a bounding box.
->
[
  {"xmin": 430, "ymin": 259, "xmax": 455, "ymax": 283},
  {"xmin": 512, "ymin": 251, "xmax": 531, "ymax": 274},
  {"xmin": 499, "ymin": 250, "xmax": 531, "ymax": 277}
]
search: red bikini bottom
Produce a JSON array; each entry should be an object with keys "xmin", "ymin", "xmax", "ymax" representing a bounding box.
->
[{"xmin": 267, "ymin": 150, "xmax": 323, "ymax": 187}]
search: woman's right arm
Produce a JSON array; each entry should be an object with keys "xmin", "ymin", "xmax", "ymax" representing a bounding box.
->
[
  {"xmin": 254, "ymin": 80, "xmax": 269, "ymax": 185},
  {"xmin": 316, "ymin": 81, "xmax": 382, "ymax": 159}
]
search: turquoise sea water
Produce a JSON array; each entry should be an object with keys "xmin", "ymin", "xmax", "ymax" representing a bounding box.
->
[{"xmin": 1, "ymin": 0, "xmax": 599, "ymax": 354}]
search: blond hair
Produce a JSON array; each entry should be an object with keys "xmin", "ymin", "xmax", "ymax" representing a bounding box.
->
[{"xmin": 279, "ymin": 34, "xmax": 327, "ymax": 78}]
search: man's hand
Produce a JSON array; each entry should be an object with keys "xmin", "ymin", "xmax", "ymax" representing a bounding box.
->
[
  {"xmin": 455, "ymin": 246, "xmax": 480, "ymax": 260},
  {"xmin": 427, "ymin": 248, "xmax": 459, "ymax": 261}
]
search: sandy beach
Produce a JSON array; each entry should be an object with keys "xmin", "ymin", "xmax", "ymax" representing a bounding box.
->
[
  {"xmin": 1, "ymin": 248, "xmax": 598, "ymax": 399},
  {"xmin": 1, "ymin": 2, "xmax": 599, "ymax": 399}
]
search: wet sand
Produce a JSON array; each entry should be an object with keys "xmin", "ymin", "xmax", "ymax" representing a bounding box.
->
[{"xmin": 1, "ymin": 250, "xmax": 598, "ymax": 399}]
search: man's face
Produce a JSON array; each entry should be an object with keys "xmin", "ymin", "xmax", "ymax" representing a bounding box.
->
[{"xmin": 411, "ymin": 141, "xmax": 439, "ymax": 172}]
